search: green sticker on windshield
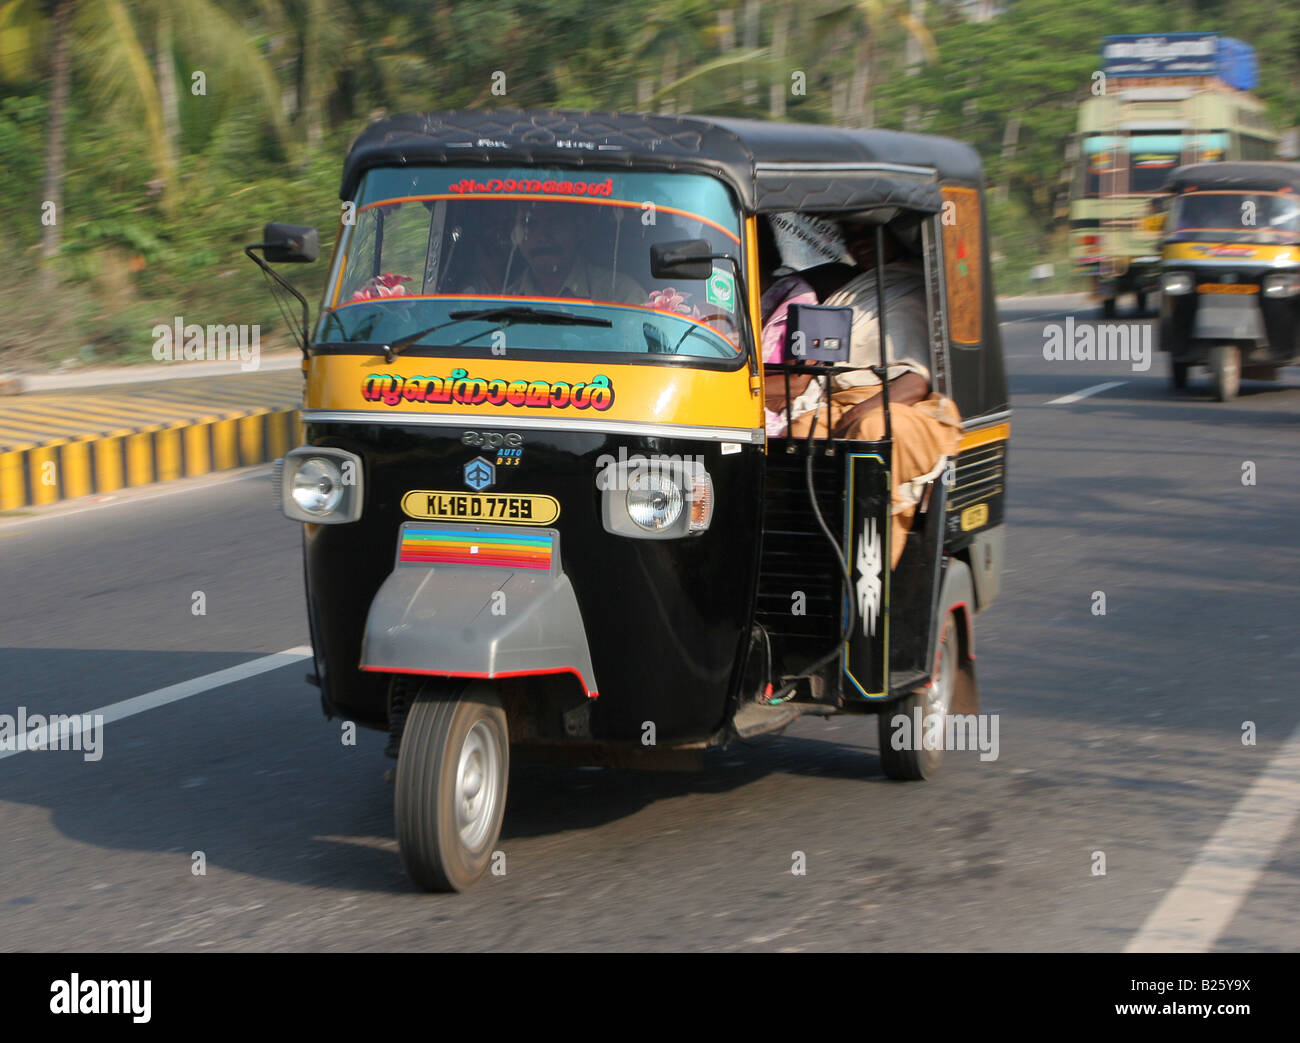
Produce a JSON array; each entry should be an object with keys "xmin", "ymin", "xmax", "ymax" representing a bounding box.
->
[{"xmin": 705, "ymin": 268, "xmax": 735, "ymax": 309}]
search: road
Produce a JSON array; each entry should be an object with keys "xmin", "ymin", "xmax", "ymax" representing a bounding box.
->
[{"xmin": 2, "ymin": 296, "xmax": 1297, "ymax": 951}]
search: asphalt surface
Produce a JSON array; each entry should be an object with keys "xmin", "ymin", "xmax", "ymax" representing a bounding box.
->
[{"xmin": 1, "ymin": 295, "xmax": 1297, "ymax": 951}]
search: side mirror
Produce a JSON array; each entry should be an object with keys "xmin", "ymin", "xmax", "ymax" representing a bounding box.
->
[
  {"xmin": 785, "ymin": 304, "xmax": 852, "ymax": 362},
  {"xmin": 650, "ymin": 239, "xmax": 714, "ymax": 280},
  {"xmin": 261, "ymin": 222, "xmax": 319, "ymax": 263}
]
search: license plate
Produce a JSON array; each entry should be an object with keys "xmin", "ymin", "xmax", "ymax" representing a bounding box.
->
[
  {"xmin": 401, "ymin": 490, "xmax": 560, "ymax": 525},
  {"xmin": 1197, "ymin": 283, "xmax": 1258, "ymax": 295}
]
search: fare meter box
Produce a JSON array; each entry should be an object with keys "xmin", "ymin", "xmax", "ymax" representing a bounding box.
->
[{"xmin": 785, "ymin": 303, "xmax": 853, "ymax": 362}]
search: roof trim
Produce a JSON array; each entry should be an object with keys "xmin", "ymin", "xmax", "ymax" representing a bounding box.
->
[{"xmin": 338, "ymin": 110, "xmax": 982, "ymax": 214}]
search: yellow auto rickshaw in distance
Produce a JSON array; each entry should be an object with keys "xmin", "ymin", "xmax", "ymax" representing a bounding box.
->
[{"xmin": 1158, "ymin": 161, "xmax": 1300, "ymax": 400}]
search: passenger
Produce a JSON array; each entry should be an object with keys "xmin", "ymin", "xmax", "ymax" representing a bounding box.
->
[
  {"xmin": 757, "ymin": 218, "xmax": 819, "ymax": 432},
  {"xmin": 781, "ymin": 218, "xmax": 962, "ymax": 567}
]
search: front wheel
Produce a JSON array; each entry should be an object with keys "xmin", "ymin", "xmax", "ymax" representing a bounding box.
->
[
  {"xmin": 1209, "ymin": 343, "xmax": 1241, "ymax": 402},
  {"xmin": 1169, "ymin": 360, "xmax": 1189, "ymax": 391},
  {"xmin": 395, "ymin": 681, "xmax": 509, "ymax": 892}
]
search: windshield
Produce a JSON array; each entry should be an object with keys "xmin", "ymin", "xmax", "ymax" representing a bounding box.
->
[
  {"xmin": 318, "ymin": 166, "xmax": 746, "ymax": 361},
  {"xmin": 1166, "ymin": 190, "xmax": 1300, "ymax": 244},
  {"xmin": 1077, "ymin": 134, "xmax": 1227, "ymax": 198}
]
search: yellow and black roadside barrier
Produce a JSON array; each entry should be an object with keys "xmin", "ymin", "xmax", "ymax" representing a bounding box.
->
[{"xmin": 0, "ymin": 375, "xmax": 303, "ymax": 510}]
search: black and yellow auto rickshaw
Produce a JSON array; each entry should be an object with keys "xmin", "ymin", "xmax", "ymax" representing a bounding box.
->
[
  {"xmin": 246, "ymin": 110, "xmax": 1010, "ymax": 891},
  {"xmin": 1157, "ymin": 161, "xmax": 1300, "ymax": 401}
]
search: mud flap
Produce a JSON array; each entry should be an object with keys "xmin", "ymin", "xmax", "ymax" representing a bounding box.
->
[
  {"xmin": 932, "ymin": 557, "xmax": 976, "ymax": 713},
  {"xmin": 1193, "ymin": 296, "xmax": 1265, "ymax": 345},
  {"xmin": 359, "ymin": 524, "xmax": 599, "ymax": 697}
]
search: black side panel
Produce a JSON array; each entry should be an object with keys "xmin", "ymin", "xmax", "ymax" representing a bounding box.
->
[
  {"xmin": 890, "ymin": 476, "xmax": 946, "ymax": 680},
  {"xmin": 756, "ymin": 444, "xmax": 845, "ymax": 683},
  {"xmin": 756, "ymin": 439, "xmax": 892, "ymax": 700},
  {"xmin": 1160, "ymin": 294, "xmax": 1198, "ymax": 358},
  {"xmin": 1260, "ymin": 296, "xmax": 1300, "ymax": 361}
]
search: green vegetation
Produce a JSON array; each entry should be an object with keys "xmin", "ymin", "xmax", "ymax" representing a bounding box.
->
[{"xmin": 0, "ymin": 0, "xmax": 1296, "ymax": 368}]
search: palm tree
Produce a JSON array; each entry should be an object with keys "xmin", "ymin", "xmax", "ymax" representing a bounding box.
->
[
  {"xmin": 41, "ymin": 0, "xmax": 69, "ymax": 270},
  {"xmin": 815, "ymin": 0, "xmax": 937, "ymax": 127},
  {"xmin": 78, "ymin": 0, "xmax": 291, "ymax": 214},
  {"xmin": 1, "ymin": 0, "xmax": 73, "ymax": 275}
]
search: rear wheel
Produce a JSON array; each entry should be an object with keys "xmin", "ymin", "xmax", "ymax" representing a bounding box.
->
[
  {"xmin": 1101, "ymin": 297, "xmax": 1117, "ymax": 320},
  {"xmin": 878, "ymin": 613, "xmax": 963, "ymax": 780},
  {"xmin": 1135, "ymin": 290, "xmax": 1148, "ymax": 315},
  {"xmin": 395, "ymin": 681, "xmax": 508, "ymax": 892},
  {"xmin": 1209, "ymin": 343, "xmax": 1240, "ymax": 402},
  {"xmin": 1169, "ymin": 360, "xmax": 1189, "ymax": 391}
]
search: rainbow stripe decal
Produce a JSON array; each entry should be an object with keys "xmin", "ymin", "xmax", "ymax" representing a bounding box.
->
[{"xmin": 398, "ymin": 526, "xmax": 554, "ymax": 571}]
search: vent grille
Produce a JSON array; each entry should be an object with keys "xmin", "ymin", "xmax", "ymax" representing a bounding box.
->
[
  {"xmin": 756, "ymin": 448, "xmax": 845, "ymax": 643},
  {"xmin": 949, "ymin": 443, "xmax": 1004, "ymax": 512}
]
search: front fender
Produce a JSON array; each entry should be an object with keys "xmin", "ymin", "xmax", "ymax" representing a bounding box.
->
[
  {"xmin": 359, "ymin": 527, "xmax": 599, "ymax": 697},
  {"xmin": 1193, "ymin": 296, "xmax": 1265, "ymax": 344}
]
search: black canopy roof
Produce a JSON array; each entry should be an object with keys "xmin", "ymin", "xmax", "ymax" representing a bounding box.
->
[
  {"xmin": 1162, "ymin": 161, "xmax": 1300, "ymax": 194},
  {"xmin": 339, "ymin": 109, "xmax": 984, "ymax": 214}
]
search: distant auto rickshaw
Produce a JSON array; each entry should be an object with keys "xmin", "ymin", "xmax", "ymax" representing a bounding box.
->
[
  {"xmin": 1157, "ymin": 161, "xmax": 1300, "ymax": 401},
  {"xmin": 246, "ymin": 110, "xmax": 1011, "ymax": 892}
]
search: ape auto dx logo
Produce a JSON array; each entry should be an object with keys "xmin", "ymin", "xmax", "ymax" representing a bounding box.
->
[
  {"xmin": 462, "ymin": 430, "xmax": 523, "ymax": 451},
  {"xmin": 462, "ymin": 430, "xmax": 524, "ymax": 480}
]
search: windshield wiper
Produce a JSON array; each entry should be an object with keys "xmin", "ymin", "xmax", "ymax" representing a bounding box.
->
[
  {"xmin": 382, "ymin": 306, "xmax": 612, "ymax": 360},
  {"xmin": 446, "ymin": 306, "xmax": 612, "ymax": 347},
  {"xmin": 448, "ymin": 306, "xmax": 612, "ymax": 327}
]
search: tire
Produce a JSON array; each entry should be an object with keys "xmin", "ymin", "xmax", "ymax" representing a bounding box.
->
[
  {"xmin": 878, "ymin": 613, "xmax": 965, "ymax": 780},
  {"xmin": 395, "ymin": 681, "xmax": 508, "ymax": 892},
  {"xmin": 1170, "ymin": 360, "xmax": 1189, "ymax": 391},
  {"xmin": 1135, "ymin": 290, "xmax": 1148, "ymax": 315},
  {"xmin": 1209, "ymin": 343, "xmax": 1240, "ymax": 402},
  {"xmin": 1101, "ymin": 297, "xmax": 1117, "ymax": 320}
]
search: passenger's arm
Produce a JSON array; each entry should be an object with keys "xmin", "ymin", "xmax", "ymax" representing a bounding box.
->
[
  {"xmin": 834, "ymin": 371, "xmax": 928, "ymax": 430},
  {"xmin": 886, "ymin": 370, "xmax": 929, "ymax": 406},
  {"xmin": 764, "ymin": 370, "xmax": 815, "ymax": 414}
]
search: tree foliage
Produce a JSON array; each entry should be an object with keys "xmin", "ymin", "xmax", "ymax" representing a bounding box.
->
[{"xmin": 0, "ymin": 0, "xmax": 1296, "ymax": 364}]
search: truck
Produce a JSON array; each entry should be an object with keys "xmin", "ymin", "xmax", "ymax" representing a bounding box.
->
[{"xmin": 1066, "ymin": 33, "xmax": 1279, "ymax": 318}]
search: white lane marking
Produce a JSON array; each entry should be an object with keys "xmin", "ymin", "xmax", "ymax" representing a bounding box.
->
[
  {"xmin": 0, "ymin": 647, "xmax": 311, "ymax": 761},
  {"xmin": 1046, "ymin": 381, "xmax": 1127, "ymax": 405},
  {"xmin": 1125, "ymin": 719, "xmax": 1300, "ymax": 953}
]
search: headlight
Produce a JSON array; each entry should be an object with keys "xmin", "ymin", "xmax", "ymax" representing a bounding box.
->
[
  {"xmin": 599, "ymin": 454, "xmax": 714, "ymax": 539},
  {"xmin": 277, "ymin": 447, "xmax": 364, "ymax": 523},
  {"xmin": 293, "ymin": 457, "xmax": 343, "ymax": 515},
  {"xmin": 1160, "ymin": 271, "xmax": 1194, "ymax": 296},
  {"xmin": 627, "ymin": 471, "xmax": 683, "ymax": 532},
  {"xmin": 1262, "ymin": 272, "xmax": 1300, "ymax": 298}
]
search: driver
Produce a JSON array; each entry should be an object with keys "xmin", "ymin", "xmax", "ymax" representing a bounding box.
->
[{"xmin": 511, "ymin": 204, "xmax": 645, "ymax": 303}]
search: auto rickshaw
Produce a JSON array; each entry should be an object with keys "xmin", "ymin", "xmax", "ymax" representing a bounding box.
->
[
  {"xmin": 246, "ymin": 110, "xmax": 1010, "ymax": 892},
  {"xmin": 1157, "ymin": 161, "xmax": 1300, "ymax": 401}
]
